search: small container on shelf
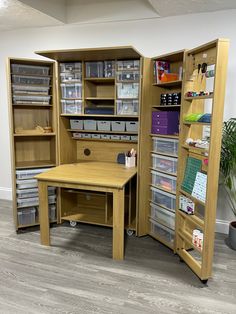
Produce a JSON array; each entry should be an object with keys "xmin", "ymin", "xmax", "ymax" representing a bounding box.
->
[
  {"xmin": 12, "ymin": 85, "xmax": 50, "ymax": 95},
  {"xmin": 131, "ymin": 135, "xmax": 138, "ymax": 141},
  {"xmin": 117, "ymin": 83, "xmax": 139, "ymax": 99},
  {"xmin": 81, "ymin": 133, "xmax": 91, "ymax": 139},
  {"xmin": 151, "ymin": 186, "xmax": 176, "ymax": 211},
  {"xmin": 16, "ymin": 188, "xmax": 38, "ymax": 199},
  {"xmin": 91, "ymin": 134, "xmax": 101, "ymax": 139},
  {"xmin": 12, "ymin": 75, "xmax": 51, "ymax": 86},
  {"xmin": 150, "ymin": 202, "xmax": 175, "ymax": 230},
  {"xmin": 111, "ymin": 121, "xmax": 125, "ymax": 132},
  {"xmin": 151, "ymin": 153, "xmax": 178, "ymax": 175},
  {"xmin": 70, "ymin": 119, "xmax": 83, "ymax": 130},
  {"xmin": 84, "ymin": 120, "xmax": 97, "ymax": 131},
  {"xmin": 85, "ymin": 61, "xmax": 104, "ymax": 78},
  {"xmin": 16, "ymin": 168, "xmax": 51, "ymax": 180},
  {"xmin": 120, "ymin": 135, "xmax": 130, "ymax": 141},
  {"xmin": 72, "ymin": 133, "xmax": 82, "ymax": 139},
  {"xmin": 149, "ymin": 218, "xmax": 175, "ymax": 244},
  {"xmin": 97, "ymin": 121, "xmax": 111, "ymax": 131},
  {"xmin": 152, "ymin": 137, "xmax": 179, "ymax": 156},
  {"xmin": 126, "ymin": 121, "xmax": 139, "ymax": 132},
  {"xmin": 17, "ymin": 207, "xmax": 36, "ymax": 226},
  {"xmin": 11, "ymin": 64, "xmax": 50, "ymax": 76},
  {"xmin": 116, "ymin": 71, "xmax": 139, "ymax": 82},
  {"xmin": 151, "ymin": 170, "xmax": 177, "ymax": 192},
  {"xmin": 60, "ymin": 62, "xmax": 82, "ymax": 73},
  {"xmin": 104, "ymin": 61, "xmax": 115, "ymax": 78},
  {"xmin": 61, "ymin": 83, "xmax": 82, "ymax": 99},
  {"xmin": 49, "ymin": 204, "xmax": 57, "ymax": 221},
  {"xmin": 116, "ymin": 99, "xmax": 139, "ymax": 115},
  {"xmin": 101, "ymin": 134, "xmax": 111, "ymax": 140},
  {"xmin": 117, "ymin": 60, "xmax": 140, "ymax": 71},
  {"xmin": 61, "ymin": 100, "xmax": 82, "ymax": 114},
  {"xmin": 13, "ymin": 95, "xmax": 51, "ymax": 104},
  {"xmin": 111, "ymin": 135, "xmax": 121, "ymax": 140},
  {"xmin": 60, "ymin": 72, "xmax": 82, "ymax": 83}
]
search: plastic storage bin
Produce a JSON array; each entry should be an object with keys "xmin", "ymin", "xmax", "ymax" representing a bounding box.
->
[
  {"xmin": 61, "ymin": 100, "xmax": 82, "ymax": 114},
  {"xmin": 101, "ymin": 134, "xmax": 111, "ymax": 139},
  {"xmin": 12, "ymin": 75, "xmax": 50, "ymax": 86},
  {"xmin": 81, "ymin": 133, "xmax": 91, "ymax": 139},
  {"xmin": 151, "ymin": 154, "xmax": 177, "ymax": 175},
  {"xmin": 126, "ymin": 121, "xmax": 139, "ymax": 132},
  {"xmin": 120, "ymin": 135, "xmax": 130, "ymax": 141},
  {"xmin": 91, "ymin": 134, "xmax": 101, "ymax": 139},
  {"xmin": 150, "ymin": 202, "xmax": 175, "ymax": 230},
  {"xmin": 117, "ymin": 60, "xmax": 140, "ymax": 71},
  {"xmin": 116, "ymin": 100, "xmax": 138, "ymax": 115},
  {"xmin": 152, "ymin": 137, "xmax": 179, "ymax": 156},
  {"xmin": 111, "ymin": 135, "xmax": 120, "ymax": 140},
  {"xmin": 70, "ymin": 119, "xmax": 83, "ymax": 130},
  {"xmin": 13, "ymin": 95, "xmax": 51, "ymax": 104},
  {"xmin": 49, "ymin": 205, "xmax": 57, "ymax": 221},
  {"xmin": 60, "ymin": 72, "xmax": 82, "ymax": 83},
  {"xmin": 97, "ymin": 121, "xmax": 111, "ymax": 131},
  {"xmin": 116, "ymin": 71, "xmax": 139, "ymax": 82},
  {"xmin": 151, "ymin": 186, "xmax": 176, "ymax": 211},
  {"xmin": 12, "ymin": 85, "xmax": 50, "ymax": 95},
  {"xmin": 16, "ymin": 179, "xmax": 38, "ymax": 189},
  {"xmin": 131, "ymin": 135, "xmax": 138, "ymax": 141},
  {"xmin": 61, "ymin": 83, "xmax": 82, "ymax": 99},
  {"xmin": 16, "ymin": 168, "xmax": 51, "ymax": 180},
  {"xmin": 16, "ymin": 187, "xmax": 56, "ymax": 199},
  {"xmin": 104, "ymin": 61, "xmax": 115, "ymax": 78},
  {"xmin": 17, "ymin": 207, "xmax": 36, "ymax": 225},
  {"xmin": 17, "ymin": 194, "xmax": 56, "ymax": 208},
  {"xmin": 85, "ymin": 62, "xmax": 104, "ymax": 78},
  {"xmin": 11, "ymin": 64, "xmax": 50, "ymax": 76},
  {"xmin": 111, "ymin": 121, "xmax": 125, "ymax": 132},
  {"xmin": 60, "ymin": 62, "xmax": 82, "ymax": 72},
  {"xmin": 151, "ymin": 170, "xmax": 177, "ymax": 192},
  {"xmin": 149, "ymin": 218, "xmax": 175, "ymax": 244},
  {"xmin": 117, "ymin": 83, "xmax": 139, "ymax": 99},
  {"xmin": 84, "ymin": 120, "xmax": 97, "ymax": 131}
]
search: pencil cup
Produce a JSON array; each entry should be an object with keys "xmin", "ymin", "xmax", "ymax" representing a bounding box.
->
[{"xmin": 125, "ymin": 156, "xmax": 136, "ymax": 168}]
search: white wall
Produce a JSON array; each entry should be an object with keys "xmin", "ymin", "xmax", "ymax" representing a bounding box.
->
[{"xmin": 1, "ymin": 9, "xmax": 236, "ymax": 228}]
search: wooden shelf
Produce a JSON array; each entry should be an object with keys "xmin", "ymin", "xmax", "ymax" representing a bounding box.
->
[
  {"xmin": 178, "ymin": 210, "xmax": 204, "ymax": 229},
  {"xmin": 14, "ymin": 133, "xmax": 56, "ymax": 137},
  {"xmin": 150, "ymin": 134, "xmax": 179, "ymax": 139},
  {"xmin": 61, "ymin": 114, "xmax": 139, "ymax": 118},
  {"xmin": 178, "ymin": 229, "xmax": 203, "ymax": 255},
  {"xmin": 150, "ymin": 167, "xmax": 177, "ymax": 177},
  {"xmin": 18, "ymin": 220, "xmax": 57, "ymax": 229},
  {"xmin": 181, "ymin": 144, "xmax": 208, "ymax": 155},
  {"xmin": 72, "ymin": 137, "xmax": 137, "ymax": 144},
  {"xmin": 153, "ymin": 80, "xmax": 182, "ymax": 88},
  {"xmin": 149, "ymin": 232, "xmax": 174, "ymax": 250},
  {"xmin": 152, "ymin": 105, "xmax": 181, "ymax": 109},
  {"xmin": 16, "ymin": 160, "xmax": 56, "ymax": 169},
  {"xmin": 179, "ymin": 189, "xmax": 205, "ymax": 206},
  {"xmin": 150, "ymin": 150, "xmax": 178, "ymax": 158},
  {"xmin": 67, "ymin": 129, "xmax": 138, "ymax": 135},
  {"xmin": 185, "ymin": 94, "xmax": 213, "ymax": 101},
  {"xmin": 85, "ymin": 97, "xmax": 114, "ymax": 101},
  {"xmin": 183, "ymin": 121, "xmax": 211, "ymax": 126},
  {"xmin": 12, "ymin": 103, "xmax": 53, "ymax": 107},
  {"xmin": 11, "ymin": 73, "xmax": 52, "ymax": 78},
  {"xmin": 84, "ymin": 78, "xmax": 115, "ymax": 83}
]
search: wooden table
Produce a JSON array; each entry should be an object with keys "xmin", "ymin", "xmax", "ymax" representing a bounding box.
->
[{"xmin": 35, "ymin": 162, "xmax": 137, "ymax": 260}]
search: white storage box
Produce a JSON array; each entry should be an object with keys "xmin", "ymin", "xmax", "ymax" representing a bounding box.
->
[
  {"xmin": 16, "ymin": 187, "xmax": 56, "ymax": 199},
  {"xmin": 131, "ymin": 135, "xmax": 138, "ymax": 141},
  {"xmin": 152, "ymin": 137, "xmax": 179, "ymax": 156},
  {"xmin": 117, "ymin": 60, "xmax": 140, "ymax": 71},
  {"xmin": 104, "ymin": 61, "xmax": 115, "ymax": 78},
  {"xmin": 16, "ymin": 168, "xmax": 51, "ymax": 180},
  {"xmin": 91, "ymin": 134, "xmax": 101, "ymax": 139},
  {"xmin": 17, "ymin": 194, "xmax": 56, "ymax": 208},
  {"xmin": 97, "ymin": 121, "xmax": 111, "ymax": 131},
  {"xmin": 85, "ymin": 62, "xmax": 104, "ymax": 78},
  {"xmin": 16, "ymin": 179, "xmax": 38, "ymax": 189},
  {"xmin": 60, "ymin": 62, "xmax": 82, "ymax": 72},
  {"xmin": 151, "ymin": 170, "xmax": 177, "ymax": 193},
  {"xmin": 70, "ymin": 119, "xmax": 83, "ymax": 130},
  {"xmin": 126, "ymin": 121, "xmax": 138, "ymax": 132},
  {"xmin": 111, "ymin": 135, "xmax": 120, "ymax": 140},
  {"xmin": 81, "ymin": 133, "xmax": 91, "ymax": 139},
  {"xmin": 49, "ymin": 204, "xmax": 57, "ymax": 221},
  {"xmin": 84, "ymin": 120, "xmax": 97, "ymax": 131},
  {"xmin": 11, "ymin": 64, "xmax": 50, "ymax": 76},
  {"xmin": 151, "ymin": 154, "xmax": 177, "ymax": 175},
  {"xmin": 61, "ymin": 100, "xmax": 82, "ymax": 114},
  {"xmin": 13, "ymin": 95, "xmax": 51, "ymax": 104},
  {"xmin": 101, "ymin": 134, "xmax": 111, "ymax": 139},
  {"xmin": 150, "ymin": 202, "xmax": 175, "ymax": 230},
  {"xmin": 116, "ymin": 71, "xmax": 139, "ymax": 82},
  {"xmin": 60, "ymin": 72, "xmax": 82, "ymax": 83},
  {"xmin": 117, "ymin": 83, "xmax": 139, "ymax": 99},
  {"xmin": 116, "ymin": 100, "xmax": 138, "ymax": 115},
  {"xmin": 111, "ymin": 121, "xmax": 125, "ymax": 132},
  {"xmin": 12, "ymin": 75, "xmax": 50, "ymax": 86},
  {"xmin": 18, "ymin": 207, "xmax": 36, "ymax": 225},
  {"xmin": 61, "ymin": 83, "xmax": 82, "ymax": 99},
  {"xmin": 120, "ymin": 135, "xmax": 130, "ymax": 141},
  {"xmin": 72, "ymin": 133, "xmax": 82, "ymax": 139},
  {"xmin": 149, "ymin": 218, "xmax": 175, "ymax": 244},
  {"xmin": 151, "ymin": 186, "xmax": 176, "ymax": 211},
  {"xmin": 12, "ymin": 85, "xmax": 50, "ymax": 95}
]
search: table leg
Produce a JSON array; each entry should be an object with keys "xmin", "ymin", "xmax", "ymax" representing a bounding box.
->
[
  {"xmin": 113, "ymin": 188, "xmax": 125, "ymax": 260},
  {"xmin": 38, "ymin": 181, "xmax": 50, "ymax": 246}
]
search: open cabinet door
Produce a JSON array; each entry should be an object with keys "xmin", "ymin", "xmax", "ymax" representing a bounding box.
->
[{"xmin": 175, "ymin": 39, "xmax": 229, "ymax": 282}]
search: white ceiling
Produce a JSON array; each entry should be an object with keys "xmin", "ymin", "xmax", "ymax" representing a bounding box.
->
[{"xmin": 0, "ymin": 0, "xmax": 236, "ymax": 31}]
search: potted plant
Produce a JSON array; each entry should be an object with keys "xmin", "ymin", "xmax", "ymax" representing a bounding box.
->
[{"xmin": 220, "ymin": 118, "xmax": 236, "ymax": 249}]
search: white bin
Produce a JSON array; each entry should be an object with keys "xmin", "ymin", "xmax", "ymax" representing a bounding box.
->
[
  {"xmin": 151, "ymin": 186, "xmax": 176, "ymax": 211},
  {"xmin": 116, "ymin": 100, "xmax": 139, "ymax": 115},
  {"xmin": 70, "ymin": 119, "xmax": 83, "ymax": 130},
  {"xmin": 18, "ymin": 207, "xmax": 36, "ymax": 225},
  {"xmin": 61, "ymin": 100, "xmax": 82, "ymax": 114},
  {"xmin": 111, "ymin": 121, "xmax": 125, "ymax": 132},
  {"xmin": 152, "ymin": 137, "xmax": 179, "ymax": 156},
  {"xmin": 151, "ymin": 154, "xmax": 177, "ymax": 175},
  {"xmin": 117, "ymin": 83, "xmax": 139, "ymax": 99},
  {"xmin": 149, "ymin": 218, "xmax": 175, "ymax": 244},
  {"xmin": 16, "ymin": 179, "xmax": 38, "ymax": 189},
  {"xmin": 12, "ymin": 75, "xmax": 50, "ymax": 86},
  {"xmin": 61, "ymin": 83, "xmax": 82, "ymax": 99},
  {"xmin": 16, "ymin": 168, "xmax": 51, "ymax": 180},
  {"xmin": 97, "ymin": 121, "xmax": 111, "ymax": 131},
  {"xmin": 84, "ymin": 120, "xmax": 97, "ymax": 131},
  {"xmin": 150, "ymin": 202, "xmax": 175, "ymax": 230},
  {"xmin": 11, "ymin": 64, "xmax": 50, "ymax": 76},
  {"xmin": 151, "ymin": 170, "xmax": 177, "ymax": 193},
  {"xmin": 126, "ymin": 121, "xmax": 138, "ymax": 132}
]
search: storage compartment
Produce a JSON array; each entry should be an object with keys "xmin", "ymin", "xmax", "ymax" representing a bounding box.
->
[
  {"xmin": 152, "ymin": 137, "xmax": 179, "ymax": 156},
  {"xmin": 116, "ymin": 71, "xmax": 139, "ymax": 82},
  {"xmin": 85, "ymin": 62, "xmax": 104, "ymax": 78},
  {"xmin": 60, "ymin": 72, "xmax": 82, "ymax": 83},
  {"xmin": 16, "ymin": 168, "xmax": 51, "ymax": 180},
  {"xmin": 117, "ymin": 60, "xmax": 140, "ymax": 71},
  {"xmin": 17, "ymin": 194, "xmax": 56, "ymax": 208},
  {"xmin": 97, "ymin": 121, "xmax": 111, "ymax": 131},
  {"xmin": 120, "ymin": 135, "xmax": 130, "ymax": 141},
  {"xmin": 152, "ymin": 154, "xmax": 177, "ymax": 175},
  {"xmin": 151, "ymin": 170, "xmax": 177, "ymax": 192},
  {"xmin": 62, "ymin": 100, "xmax": 82, "ymax": 114},
  {"xmin": 149, "ymin": 218, "xmax": 175, "ymax": 244},
  {"xmin": 150, "ymin": 202, "xmax": 175, "ymax": 230},
  {"xmin": 60, "ymin": 62, "xmax": 82, "ymax": 73},
  {"xmin": 16, "ymin": 179, "xmax": 38, "ymax": 189},
  {"xmin": 131, "ymin": 135, "xmax": 138, "ymax": 141},
  {"xmin": 116, "ymin": 100, "xmax": 139, "ymax": 115},
  {"xmin": 126, "ymin": 121, "xmax": 139, "ymax": 132},
  {"xmin": 84, "ymin": 120, "xmax": 97, "ymax": 131},
  {"xmin": 110, "ymin": 135, "xmax": 120, "ymax": 140},
  {"xmin": 151, "ymin": 186, "xmax": 176, "ymax": 211},
  {"xmin": 70, "ymin": 119, "xmax": 83, "ymax": 130},
  {"xmin": 12, "ymin": 85, "xmax": 50, "ymax": 95},
  {"xmin": 61, "ymin": 83, "xmax": 82, "ymax": 99},
  {"xmin": 72, "ymin": 133, "xmax": 82, "ymax": 139},
  {"xmin": 117, "ymin": 83, "xmax": 139, "ymax": 99},
  {"xmin": 11, "ymin": 64, "xmax": 50, "ymax": 76},
  {"xmin": 91, "ymin": 134, "xmax": 101, "ymax": 139},
  {"xmin": 17, "ymin": 207, "xmax": 36, "ymax": 226},
  {"xmin": 111, "ymin": 121, "xmax": 125, "ymax": 132},
  {"xmin": 16, "ymin": 186, "xmax": 56, "ymax": 199},
  {"xmin": 13, "ymin": 95, "xmax": 51, "ymax": 104},
  {"xmin": 101, "ymin": 134, "xmax": 111, "ymax": 139},
  {"xmin": 12, "ymin": 75, "xmax": 51, "ymax": 86},
  {"xmin": 104, "ymin": 61, "xmax": 115, "ymax": 78}
]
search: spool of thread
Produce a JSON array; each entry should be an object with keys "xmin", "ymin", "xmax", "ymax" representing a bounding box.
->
[{"xmin": 205, "ymin": 69, "xmax": 215, "ymax": 78}]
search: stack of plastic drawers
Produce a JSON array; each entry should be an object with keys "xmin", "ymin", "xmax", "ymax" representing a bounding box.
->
[
  {"xmin": 60, "ymin": 62, "xmax": 83, "ymax": 114},
  {"xmin": 116, "ymin": 60, "xmax": 140, "ymax": 116},
  {"xmin": 11, "ymin": 64, "xmax": 51, "ymax": 105},
  {"xmin": 149, "ymin": 136, "xmax": 179, "ymax": 246},
  {"xmin": 16, "ymin": 168, "xmax": 57, "ymax": 226}
]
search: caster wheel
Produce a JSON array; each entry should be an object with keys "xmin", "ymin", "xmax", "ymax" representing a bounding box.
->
[
  {"xmin": 126, "ymin": 229, "xmax": 134, "ymax": 236},
  {"xmin": 70, "ymin": 221, "xmax": 77, "ymax": 227},
  {"xmin": 179, "ymin": 257, "xmax": 184, "ymax": 263},
  {"xmin": 201, "ymin": 279, "xmax": 208, "ymax": 284}
]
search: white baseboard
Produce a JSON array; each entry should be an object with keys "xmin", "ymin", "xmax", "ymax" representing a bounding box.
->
[
  {"xmin": 215, "ymin": 219, "xmax": 230, "ymax": 234},
  {"xmin": 0, "ymin": 187, "xmax": 12, "ymax": 201}
]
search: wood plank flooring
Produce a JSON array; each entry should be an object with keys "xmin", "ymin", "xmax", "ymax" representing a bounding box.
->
[{"xmin": 0, "ymin": 199, "xmax": 235, "ymax": 314}]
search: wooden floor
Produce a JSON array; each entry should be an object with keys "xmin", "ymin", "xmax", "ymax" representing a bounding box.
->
[{"xmin": 0, "ymin": 200, "xmax": 235, "ymax": 314}]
